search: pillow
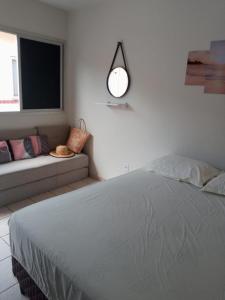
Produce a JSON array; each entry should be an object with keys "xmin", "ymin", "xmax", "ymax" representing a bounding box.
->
[
  {"xmin": 0, "ymin": 141, "xmax": 12, "ymax": 164},
  {"xmin": 29, "ymin": 135, "xmax": 50, "ymax": 156},
  {"xmin": 145, "ymin": 154, "xmax": 220, "ymax": 187},
  {"xmin": 9, "ymin": 138, "xmax": 34, "ymax": 161},
  {"xmin": 202, "ymin": 172, "xmax": 225, "ymax": 196}
]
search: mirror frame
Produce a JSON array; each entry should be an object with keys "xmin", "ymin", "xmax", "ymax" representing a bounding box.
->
[
  {"xmin": 107, "ymin": 66, "xmax": 130, "ymax": 98},
  {"xmin": 106, "ymin": 42, "xmax": 131, "ymax": 99}
]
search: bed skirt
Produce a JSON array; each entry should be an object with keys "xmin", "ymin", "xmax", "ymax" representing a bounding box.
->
[{"xmin": 12, "ymin": 256, "xmax": 48, "ymax": 300}]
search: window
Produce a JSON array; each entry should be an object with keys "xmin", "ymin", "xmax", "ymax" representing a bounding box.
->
[{"xmin": 0, "ymin": 30, "xmax": 63, "ymax": 112}]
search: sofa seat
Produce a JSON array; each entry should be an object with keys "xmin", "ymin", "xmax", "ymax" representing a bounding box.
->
[{"xmin": 0, "ymin": 154, "xmax": 88, "ymax": 191}]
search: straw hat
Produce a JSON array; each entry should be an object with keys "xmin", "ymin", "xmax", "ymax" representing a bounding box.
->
[{"xmin": 50, "ymin": 145, "xmax": 75, "ymax": 158}]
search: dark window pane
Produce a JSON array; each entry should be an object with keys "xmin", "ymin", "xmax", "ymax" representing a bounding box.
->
[{"xmin": 20, "ymin": 38, "xmax": 61, "ymax": 109}]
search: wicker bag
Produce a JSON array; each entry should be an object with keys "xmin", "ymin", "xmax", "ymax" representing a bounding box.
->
[{"xmin": 67, "ymin": 119, "xmax": 90, "ymax": 154}]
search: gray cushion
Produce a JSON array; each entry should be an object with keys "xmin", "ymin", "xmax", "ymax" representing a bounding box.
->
[
  {"xmin": 37, "ymin": 125, "xmax": 70, "ymax": 150},
  {"xmin": 0, "ymin": 154, "xmax": 88, "ymax": 191},
  {"xmin": 0, "ymin": 128, "xmax": 37, "ymax": 140}
]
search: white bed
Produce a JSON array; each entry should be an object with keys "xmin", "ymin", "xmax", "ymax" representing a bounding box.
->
[{"xmin": 9, "ymin": 169, "xmax": 225, "ymax": 300}]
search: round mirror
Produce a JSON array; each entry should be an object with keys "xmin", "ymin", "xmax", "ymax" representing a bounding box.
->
[{"xmin": 107, "ymin": 67, "xmax": 130, "ymax": 98}]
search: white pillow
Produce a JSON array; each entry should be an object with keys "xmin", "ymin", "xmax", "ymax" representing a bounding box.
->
[
  {"xmin": 202, "ymin": 172, "xmax": 225, "ymax": 195},
  {"xmin": 145, "ymin": 154, "xmax": 220, "ymax": 187}
]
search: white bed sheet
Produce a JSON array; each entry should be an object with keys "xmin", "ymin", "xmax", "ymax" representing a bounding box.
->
[{"xmin": 9, "ymin": 170, "xmax": 225, "ymax": 300}]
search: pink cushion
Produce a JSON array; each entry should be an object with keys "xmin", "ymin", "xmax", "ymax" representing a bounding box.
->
[
  {"xmin": 29, "ymin": 135, "xmax": 50, "ymax": 156},
  {"xmin": 29, "ymin": 136, "xmax": 42, "ymax": 156},
  {"xmin": 9, "ymin": 138, "xmax": 34, "ymax": 161}
]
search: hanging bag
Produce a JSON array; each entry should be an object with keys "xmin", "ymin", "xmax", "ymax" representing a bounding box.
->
[{"xmin": 67, "ymin": 119, "xmax": 90, "ymax": 154}]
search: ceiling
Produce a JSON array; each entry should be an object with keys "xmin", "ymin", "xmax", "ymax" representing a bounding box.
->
[{"xmin": 39, "ymin": 0, "xmax": 106, "ymax": 11}]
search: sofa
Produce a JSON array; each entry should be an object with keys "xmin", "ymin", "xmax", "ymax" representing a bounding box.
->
[{"xmin": 0, "ymin": 124, "xmax": 89, "ymax": 207}]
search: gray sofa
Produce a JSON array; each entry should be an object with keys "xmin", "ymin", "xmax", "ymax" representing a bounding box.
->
[{"xmin": 0, "ymin": 124, "xmax": 89, "ymax": 207}]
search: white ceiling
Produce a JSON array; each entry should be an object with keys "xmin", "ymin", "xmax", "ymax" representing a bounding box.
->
[{"xmin": 39, "ymin": 0, "xmax": 105, "ymax": 11}]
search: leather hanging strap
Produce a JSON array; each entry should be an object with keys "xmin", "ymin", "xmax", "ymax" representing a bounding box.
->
[{"xmin": 109, "ymin": 41, "xmax": 128, "ymax": 72}]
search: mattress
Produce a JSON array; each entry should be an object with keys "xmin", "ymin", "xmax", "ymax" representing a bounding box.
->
[{"xmin": 9, "ymin": 170, "xmax": 225, "ymax": 300}]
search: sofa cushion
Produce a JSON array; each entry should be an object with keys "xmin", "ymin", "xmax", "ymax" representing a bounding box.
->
[
  {"xmin": 9, "ymin": 138, "xmax": 35, "ymax": 161},
  {"xmin": 0, "ymin": 141, "xmax": 12, "ymax": 164},
  {"xmin": 29, "ymin": 135, "xmax": 50, "ymax": 156},
  {"xmin": 0, "ymin": 154, "xmax": 88, "ymax": 191},
  {"xmin": 0, "ymin": 128, "xmax": 37, "ymax": 141},
  {"xmin": 37, "ymin": 125, "xmax": 70, "ymax": 150}
]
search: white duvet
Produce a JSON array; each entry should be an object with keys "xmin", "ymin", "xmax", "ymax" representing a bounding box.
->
[{"xmin": 9, "ymin": 170, "xmax": 225, "ymax": 300}]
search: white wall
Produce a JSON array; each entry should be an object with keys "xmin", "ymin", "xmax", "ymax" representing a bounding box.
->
[
  {"xmin": 67, "ymin": 0, "xmax": 225, "ymax": 179},
  {"xmin": 0, "ymin": 0, "xmax": 68, "ymax": 129}
]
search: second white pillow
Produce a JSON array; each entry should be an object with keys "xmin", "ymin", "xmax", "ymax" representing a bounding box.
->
[{"xmin": 202, "ymin": 172, "xmax": 225, "ymax": 196}]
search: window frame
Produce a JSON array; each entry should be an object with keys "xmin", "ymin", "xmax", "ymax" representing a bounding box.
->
[
  {"xmin": 11, "ymin": 57, "xmax": 19, "ymax": 98},
  {"xmin": 0, "ymin": 26, "xmax": 64, "ymax": 114}
]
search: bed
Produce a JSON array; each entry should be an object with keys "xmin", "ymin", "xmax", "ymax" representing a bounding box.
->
[{"xmin": 9, "ymin": 169, "xmax": 225, "ymax": 300}]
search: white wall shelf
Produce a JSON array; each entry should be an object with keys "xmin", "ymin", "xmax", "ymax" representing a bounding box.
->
[{"xmin": 96, "ymin": 101, "xmax": 128, "ymax": 107}]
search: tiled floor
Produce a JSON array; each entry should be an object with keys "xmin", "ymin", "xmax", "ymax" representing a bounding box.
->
[{"xmin": 0, "ymin": 177, "xmax": 97, "ymax": 299}]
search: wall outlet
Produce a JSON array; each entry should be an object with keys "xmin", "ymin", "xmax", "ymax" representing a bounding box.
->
[{"xmin": 123, "ymin": 163, "xmax": 130, "ymax": 173}]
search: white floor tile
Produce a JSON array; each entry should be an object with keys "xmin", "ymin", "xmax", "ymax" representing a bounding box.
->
[
  {"xmin": 2, "ymin": 235, "xmax": 10, "ymax": 246},
  {"xmin": 0, "ymin": 284, "xmax": 28, "ymax": 299},
  {"xmin": 30, "ymin": 192, "xmax": 54, "ymax": 204},
  {"xmin": 4, "ymin": 178, "xmax": 98, "ymax": 212},
  {"xmin": 7, "ymin": 199, "xmax": 33, "ymax": 212},
  {"xmin": 0, "ymin": 207, "xmax": 11, "ymax": 221},
  {"xmin": 0, "ymin": 180, "xmax": 98, "ymax": 228},
  {"xmin": 51, "ymin": 186, "xmax": 72, "ymax": 196},
  {"xmin": 68, "ymin": 177, "xmax": 97, "ymax": 191},
  {"xmin": 0, "ymin": 238, "xmax": 10, "ymax": 261},
  {"xmin": 0, "ymin": 218, "xmax": 9, "ymax": 238},
  {"xmin": 0, "ymin": 257, "xmax": 17, "ymax": 293}
]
